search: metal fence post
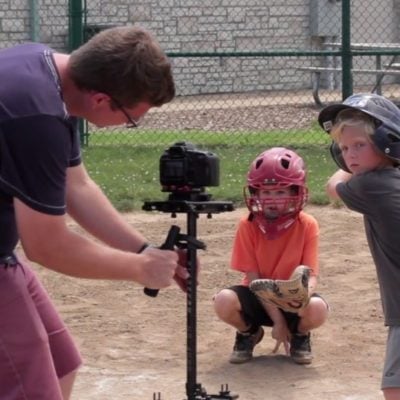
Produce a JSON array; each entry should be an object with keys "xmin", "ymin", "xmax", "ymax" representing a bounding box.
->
[
  {"xmin": 29, "ymin": 0, "xmax": 40, "ymax": 42},
  {"xmin": 68, "ymin": 0, "xmax": 88, "ymax": 146},
  {"xmin": 341, "ymin": 0, "xmax": 352, "ymax": 100},
  {"xmin": 68, "ymin": 0, "xmax": 83, "ymax": 52}
]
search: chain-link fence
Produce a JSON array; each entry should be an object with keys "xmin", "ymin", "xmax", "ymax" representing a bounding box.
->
[
  {"xmin": 2, "ymin": 1, "xmax": 400, "ymax": 140},
  {"xmin": 1, "ymin": 0, "xmax": 400, "ymax": 205}
]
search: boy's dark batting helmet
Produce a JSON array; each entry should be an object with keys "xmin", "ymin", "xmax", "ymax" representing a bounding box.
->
[{"xmin": 318, "ymin": 93, "xmax": 400, "ymax": 169}]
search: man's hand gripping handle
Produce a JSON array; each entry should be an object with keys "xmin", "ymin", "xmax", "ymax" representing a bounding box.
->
[{"xmin": 143, "ymin": 225, "xmax": 181, "ymax": 297}]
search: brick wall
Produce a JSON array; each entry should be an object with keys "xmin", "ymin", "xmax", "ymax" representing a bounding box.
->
[{"xmin": 0, "ymin": 1, "xmax": 398, "ymax": 95}]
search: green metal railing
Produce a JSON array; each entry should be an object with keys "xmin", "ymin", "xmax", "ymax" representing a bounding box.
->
[{"xmin": 61, "ymin": 0, "xmax": 400, "ymax": 146}]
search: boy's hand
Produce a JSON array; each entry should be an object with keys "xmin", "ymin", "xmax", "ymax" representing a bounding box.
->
[{"xmin": 271, "ymin": 322, "xmax": 290, "ymax": 355}]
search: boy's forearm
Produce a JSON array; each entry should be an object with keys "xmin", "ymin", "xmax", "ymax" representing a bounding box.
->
[{"xmin": 326, "ymin": 169, "xmax": 352, "ymax": 200}]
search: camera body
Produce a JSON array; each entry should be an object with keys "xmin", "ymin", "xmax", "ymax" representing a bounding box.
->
[{"xmin": 160, "ymin": 141, "xmax": 219, "ymax": 192}]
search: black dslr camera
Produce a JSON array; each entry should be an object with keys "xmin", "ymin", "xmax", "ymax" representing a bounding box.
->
[{"xmin": 160, "ymin": 141, "xmax": 219, "ymax": 193}]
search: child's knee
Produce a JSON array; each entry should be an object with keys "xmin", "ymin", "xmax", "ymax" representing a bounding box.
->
[
  {"xmin": 213, "ymin": 289, "xmax": 237, "ymax": 315},
  {"xmin": 301, "ymin": 297, "xmax": 329, "ymax": 327}
]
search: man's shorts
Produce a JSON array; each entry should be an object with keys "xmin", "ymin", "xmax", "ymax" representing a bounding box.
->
[
  {"xmin": 382, "ymin": 325, "xmax": 400, "ymax": 389},
  {"xmin": 229, "ymin": 284, "xmax": 327, "ymax": 334},
  {"xmin": 0, "ymin": 256, "xmax": 82, "ymax": 399}
]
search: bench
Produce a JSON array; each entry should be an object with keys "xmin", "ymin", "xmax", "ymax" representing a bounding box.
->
[
  {"xmin": 385, "ymin": 63, "xmax": 400, "ymax": 69},
  {"xmin": 297, "ymin": 66, "xmax": 400, "ymax": 106}
]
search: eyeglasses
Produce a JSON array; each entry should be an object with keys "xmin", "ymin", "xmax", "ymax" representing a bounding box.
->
[{"xmin": 111, "ymin": 97, "xmax": 140, "ymax": 129}]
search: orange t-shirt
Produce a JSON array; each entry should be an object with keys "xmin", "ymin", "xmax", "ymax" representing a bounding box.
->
[{"xmin": 231, "ymin": 211, "xmax": 319, "ymax": 286}]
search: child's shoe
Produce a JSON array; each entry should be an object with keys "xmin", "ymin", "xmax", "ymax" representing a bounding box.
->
[
  {"xmin": 229, "ymin": 326, "xmax": 264, "ymax": 364},
  {"xmin": 290, "ymin": 332, "xmax": 313, "ymax": 364}
]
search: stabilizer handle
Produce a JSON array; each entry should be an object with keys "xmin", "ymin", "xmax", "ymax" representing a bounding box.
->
[{"xmin": 143, "ymin": 225, "xmax": 181, "ymax": 297}]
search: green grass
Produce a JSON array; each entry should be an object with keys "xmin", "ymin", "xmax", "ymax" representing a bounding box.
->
[{"xmin": 82, "ymin": 127, "xmax": 337, "ymax": 211}]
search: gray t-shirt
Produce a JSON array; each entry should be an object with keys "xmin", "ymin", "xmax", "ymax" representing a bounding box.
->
[
  {"xmin": 337, "ymin": 168, "xmax": 400, "ymax": 326},
  {"xmin": 0, "ymin": 43, "xmax": 81, "ymax": 254}
]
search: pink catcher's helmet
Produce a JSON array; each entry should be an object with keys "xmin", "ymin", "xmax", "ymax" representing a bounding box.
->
[{"xmin": 244, "ymin": 147, "xmax": 308, "ymax": 239}]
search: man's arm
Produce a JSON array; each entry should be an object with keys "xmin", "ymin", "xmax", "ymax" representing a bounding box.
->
[
  {"xmin": 326, "ymin": 169, "xmax": 352, "ymax": 200},
  {"xmin": 65, "ymin": 163, "xmax": 147, "ymax": 252},
  {"xmin": 14, "ymin": 198, "xmax": 188, "ymax": 288}
]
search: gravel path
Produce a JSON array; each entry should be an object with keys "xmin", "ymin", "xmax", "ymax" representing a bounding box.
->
[
  {"xmin": 142, "ymin": 92, "xmax": 322, "ymax": 131},
  {"xmin": 145, "ymin": 104, "xmax": 320, "ymax": 131}
]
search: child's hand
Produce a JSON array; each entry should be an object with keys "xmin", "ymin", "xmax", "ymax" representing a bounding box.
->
[
  {"xmin": 272, "ymin": 339, "xmax": 290, "ymax": 355},
  {"xmin": 271, "ymin": 323, "xmax": 290, "ymax": 355}
]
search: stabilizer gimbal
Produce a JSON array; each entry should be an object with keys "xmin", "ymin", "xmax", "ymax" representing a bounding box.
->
[{"xmin": 143, "ymin": 197, "xmax": 238, "ymax": 400}]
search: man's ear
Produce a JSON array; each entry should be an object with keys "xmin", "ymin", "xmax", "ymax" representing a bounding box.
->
[{"xmin": 90, "ymin": 92, "xmax": 110, "ymax": 109}]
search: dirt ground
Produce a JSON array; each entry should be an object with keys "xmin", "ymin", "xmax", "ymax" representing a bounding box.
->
[{"xmin": 33, "ymin": 205, "xmax": 387, "ymax": 400}]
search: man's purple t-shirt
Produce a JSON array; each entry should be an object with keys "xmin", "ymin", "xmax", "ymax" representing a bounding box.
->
[{"xmin": 0, "ymin": 43, "xmax": 81, "ymax": 254}]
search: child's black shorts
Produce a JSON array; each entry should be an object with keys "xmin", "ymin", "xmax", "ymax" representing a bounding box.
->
[{"xmin": 229, "ymin": 284, "xmax": 325, "ymax": 334}]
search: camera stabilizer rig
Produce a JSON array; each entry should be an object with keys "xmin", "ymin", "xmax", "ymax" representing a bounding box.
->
[{"xmin": 143, "ymin": 142, "xmax": 238, "ymax": 400}]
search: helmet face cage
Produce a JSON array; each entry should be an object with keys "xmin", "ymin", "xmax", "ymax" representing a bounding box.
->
[
  {"xmin": 244, "ymin": 148, "xmax": 308, "ymax": 239},
  {"xmin": 244, "ymin": 185, "xmax": 308, "ymax": 239}
]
